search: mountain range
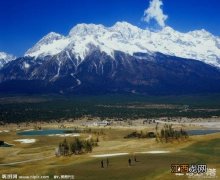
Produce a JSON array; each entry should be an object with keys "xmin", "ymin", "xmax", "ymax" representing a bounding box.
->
[
  {"xmin": 0, "ymin": 22, "xmax": 220, "ymax": 95},
  {"xmin": 0, "ymin": 52, "xmax": 16, "ymax": 69}
]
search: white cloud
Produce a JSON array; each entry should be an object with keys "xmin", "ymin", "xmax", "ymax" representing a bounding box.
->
[{"xmin": 143, "ymin": 0, "xmax": 168, "ymax": 27}]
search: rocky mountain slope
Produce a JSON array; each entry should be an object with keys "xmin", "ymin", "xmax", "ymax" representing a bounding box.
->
[{"xmin": 0, "ymin": 22, "xmax": 220, "ymax": 95}]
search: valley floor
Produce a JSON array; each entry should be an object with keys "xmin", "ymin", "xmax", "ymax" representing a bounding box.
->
[{"xmin": 0, "ymin": 118, "xmax": 220, "ymax": 180}]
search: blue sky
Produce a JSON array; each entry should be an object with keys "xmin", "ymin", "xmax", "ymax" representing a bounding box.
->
[{"xmin": 0, "ymin": 0, "xmax": 220, "ymax": 56}]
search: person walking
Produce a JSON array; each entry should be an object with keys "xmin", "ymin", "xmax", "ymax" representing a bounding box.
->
[
  {"xmin": 128, "ymin": 158, "xmax": 131, "ymax": 166},
  {"xmin": 101, "ymin": 160, "xmax": 104, "ymax": 168},
  {"xmin": 134, "ymin": 155, "xmax": 137, "ymax": 162}
]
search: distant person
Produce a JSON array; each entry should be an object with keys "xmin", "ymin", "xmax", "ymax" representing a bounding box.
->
[
  {"xmin": 106, "ymin": 158, "xmax": 109, "ymax": 167},
  {"xmin": 101, "ymin": 160, "xmax": 104, "ymax": 168},
  {"xmin": 128, "ymin": 158, "xmax": 131, "ymax": 166},
  {"xmin": 134, "ymin": 155, "xmax": 137, "ymax": 162}
]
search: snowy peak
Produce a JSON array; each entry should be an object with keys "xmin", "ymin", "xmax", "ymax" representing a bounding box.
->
[
  {"xmin": 39, "ymin": 32, "xmax": 63, "ymax": 43},
  {"xmin": 111, "ymin": 21, "xmax": 144, "ymax": 39},
  {"xmin": 0, "ymin": 52, "xmax": 16, "ymax": 61},
  {"xmin": 0, "ymin": 51, "xmax": 16, "ymax": 68},
  {"xmin": 31, "ymin": 32, "xmax": 64, "ymax": 48},
  {"xmin": 25, "ymin": 32, "xmax": 68, "ymax": 58},
  {"xmin": 69, "ymin": 23, "xmax": 106, "ymax": 36},
  {"xmin": 188, "ymin": 29, "xmax": 213, "ymax": 38},
  {"xmin": 111, "ymin": 21, "xmax": 141, "ymax": 32},
  {"xmin": 160, "ymin": 26, "xmax": 177, "ymax": 35},
  {"xmin": 25, "ymin": 21, "xmax": 220, "ymax": 67}
]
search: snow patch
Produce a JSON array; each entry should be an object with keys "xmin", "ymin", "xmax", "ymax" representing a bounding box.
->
[
  {"xmin": 136, "ymin": 150, "xmax": 170, "ymax": 154},
  {"xmin": 14, "ymin": 139, "xmax": 36, "ymax": 144},
  {"xmin": 23, "ymin": 129, "xmax": 34, "ymax": 132},
  {"xmin": 91, "ymin": 153, "xmax": 129, "ymax": 157},
  {"xmin": 48, "ymin": 133, "xmax": 80, "ymax": 137},
  {"xmin": 76, "ymin": 79, "xmax": 81, "ymax": 85},
  {"xmin": 23, "ymin": 62, "xmax": 30, "ymax": 69},
  {"xmin": 2, "ymin": 130, "xmax": 9, "ymax": 133}
]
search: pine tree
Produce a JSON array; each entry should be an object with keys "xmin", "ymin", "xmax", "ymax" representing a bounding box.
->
[{"xmin": 84, "ymin": 140, "xmax": 93, "ymax": 153}]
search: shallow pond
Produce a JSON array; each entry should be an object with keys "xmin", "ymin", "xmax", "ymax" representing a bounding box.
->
[
  {"xmin": 17, "ymin": 129, "xmax": 78, "ymax": 136},
  {"xmin": 187, "ymin": 129, "xmax": 220, "ymax": 135}
]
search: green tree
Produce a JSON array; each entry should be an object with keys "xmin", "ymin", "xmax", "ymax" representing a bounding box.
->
[
  {"xmin": 63, "ymin": 138, "xmax": 69, "ymax": 156},
  {"xmin": 84, "ymin": 140, "xmax": 93, "ymax": 153},
  {"xmin": 71, "ymin": 137, "xmax": 83, "ymax": 154}
]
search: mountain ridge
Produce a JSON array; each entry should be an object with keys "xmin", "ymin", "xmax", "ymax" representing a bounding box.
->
[
  {"xmin": 0, "ymin": 52, "xmax": 16, "ymax": 69},
  {"xmin": 1, "ymin": 22, "xmax": 220, "ymax": 95},
  {"xmin": 1, "ymin": 50, "xmax": 220, "ymax": 95},
  {"xmin": 25, "ymin": 21, "xmax": 220, "ymax": 68}
]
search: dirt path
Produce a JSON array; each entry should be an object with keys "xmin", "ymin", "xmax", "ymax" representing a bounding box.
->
[
  {"xmin": 0, "ymin": 155, "xmax": 54, "ymax": 166},
  {"xmin": 85, "ymin": 134, "xmax": 92, "ymax": 140},
  {"xmin": 90, "ymin": 151, "xmax": 170, "ymax": 158}
]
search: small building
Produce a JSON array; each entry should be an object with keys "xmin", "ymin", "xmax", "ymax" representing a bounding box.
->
[
  {"xmin": 97, "ymin": 120, "xmax": 110, "ymax": 126},
  {"xmin": 82, "ymin": 120, "xmax": 111, "ymax": 127}
]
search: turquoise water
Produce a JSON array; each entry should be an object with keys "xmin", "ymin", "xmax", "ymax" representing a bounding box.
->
[
  {"xmin": 17, "ymin": 129, "xmax": 220, "ymax": 136},
  {"xmin": 187, "ymin": 129, "xmax": 220, "ymax": 135},
  {"xmin": 17, "ymin": 129, "xmax": 74, "ymax": 136}
]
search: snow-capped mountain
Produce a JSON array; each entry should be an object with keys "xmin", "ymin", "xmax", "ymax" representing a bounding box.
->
[
  {"xmin": 25, "ymin": 32, "xmax": 66, "ymax": 58},
  {"xmin": 0, "ymin": 52, "xmax": 16, "ymax": 68},
  {"xmin": 1, "ymin": 49, "xmax": 220, "ymax": 95},
  {"xmin": 1, "ymin": 22, "xmax": 220, "ymax": 95},
  {"xmin": 25, "ymin": 21, "xmax": 220, "ymax": 67}
]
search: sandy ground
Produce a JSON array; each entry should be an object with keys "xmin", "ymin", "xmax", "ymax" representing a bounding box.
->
[
  {"xmin": 190, "ymin": 122, "xmax": 220, "ymax": 128},
  {"xmin": 0, "ymin": 130, "xmax": 10, "ymax": 133},
  {"xmin": 0, "ymin": 116, "xmax": 219, "ymax": 132},
  {"xmin": 156, "ymin": 120, "xmax": 220, "ymax": 129}
]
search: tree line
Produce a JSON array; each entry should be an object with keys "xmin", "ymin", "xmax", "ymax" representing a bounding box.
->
[
  {"xmin": 56, "ymin": 137, "xmax": 98, "ymax": 156},
  {"xmin": 156, "ymin": 124, "xmax": 189, "ymax": 143}
]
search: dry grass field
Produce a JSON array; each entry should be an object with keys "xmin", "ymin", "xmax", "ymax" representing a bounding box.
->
[{"xmin": 0, "ymin": 122, "xmax": 220, "ymax": 180}]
